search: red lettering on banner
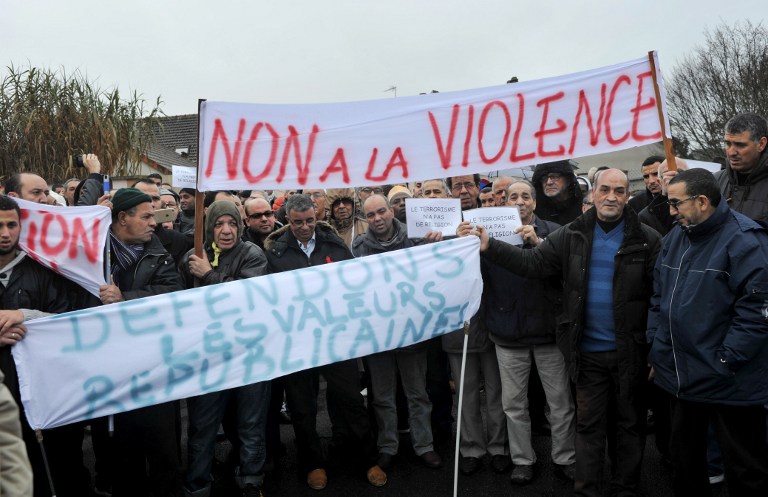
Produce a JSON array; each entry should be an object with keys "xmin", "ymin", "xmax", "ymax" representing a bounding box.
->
[
  {"xmin": 24, "ymin": 217, "xmax": 37, "ymax": 253},
  {"xmin": 241, "ymin": 122, "xmax": 280, "ymax": 183},
  {"xmin": 429, "ymin": 105, "xmax": 460, "ymax": 170},
  {"xmin": 478, "ymin": 101, "xmax": 511, "ymax": 165},
  {"xmin": 70, "ymin": 218, "xmax": 101, "ymax": 263},
  {"xmin": 568, "ymin": 85, "xmax": 607, "ymax": 154},
  {"xmin": 605, "ymin": 75, "xmax": 631, "ymax": 145},
  {"xmin": 509, "ymin": 94, "xmax": 536, "ymax": 162},
  {"xmin": 534, "ymin": 92, "xmax": 567, "ymax": 157},
  {"xmin": 205, "ymin": 118, "xmax": 246, "ymax": 179},
  {"xmin": 276, "ymin": 125, "xmax": 320, "ymax": 185},
  {"xmin": 319, "ymin": 149, "xmax": 351, "ymax": 183},
  {"xmin": 365, "ymin": 147, "xmax": 408, "ymax": 182},
  {"xmin": 40, "ymin": 213, "xmax": 69, "ymax": 256},
  {"xmin": 461, "ymin": 104, "xmax": 475, "ymax": 166},
  {"xmin": 630, "ymin": 72, "xmax": 662, "ymax": 141}
]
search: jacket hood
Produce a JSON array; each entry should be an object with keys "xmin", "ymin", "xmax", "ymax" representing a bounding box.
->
[
  {"xmin": 531, "ymin": 160, "xmax": 584, "ymax": 206},
  {"xmin": 205, "ymin": 201, "xmax": 244, "ymax": 249}
]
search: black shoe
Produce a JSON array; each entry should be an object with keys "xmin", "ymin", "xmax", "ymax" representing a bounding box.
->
[
  {"xmin": 242, "ymin": 483, "xmax": 264, "ymax": 497},
  {"xmin": 554, "ymin": 462, "xmax": 575, "ymax": 481},
  {"xmin": 377, "ymin": 453, "xmax": 395, "ymax": 470},
  {"xmin": 491, "ymin": 454, "xmax": 511, "ymax": 473},
  {"xmin": 459, "ymin": 456, "xmax": 482, "ymax": 475},
  {"xmin": 420, "ymin": 450, "xmax": 443, "ymax": 469},
  {"xmin": 509, "ymin": 464, "xmax": 534, "ymax": 484}
]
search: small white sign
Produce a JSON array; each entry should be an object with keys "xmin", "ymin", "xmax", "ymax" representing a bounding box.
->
[
  {"xmin": 463, "ymin": 207, "xmax": 524, "ymax": 245},
  {"xmin": 405, "ymin": 198, "xmax": 462, "ymax": 238},
  {"xmin": 172, "ymin": 165, "xmax": 197, "ymax": 188}
]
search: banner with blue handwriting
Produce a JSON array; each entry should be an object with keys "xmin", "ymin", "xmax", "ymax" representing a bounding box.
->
[{"xmin": 14, "ymin": 237, "xmax": 482, "ymax": 429}]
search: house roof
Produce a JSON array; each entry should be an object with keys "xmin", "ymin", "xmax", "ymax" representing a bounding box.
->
[
  {"xmin": 144, "ymin": 141, "xmax": 197, "ymax": 171},
  {"xmin": 151, "ymin": 114, "xmax": 198, "ymax": 163}
]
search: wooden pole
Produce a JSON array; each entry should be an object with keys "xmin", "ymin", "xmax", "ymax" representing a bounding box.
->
[
  {"xmin": 648, "ymin": 51, "xmax": 677, "ymax": 171},
  {"xmin": 194, "ymin": 99, "xmax": 206, "ymax": 261}
]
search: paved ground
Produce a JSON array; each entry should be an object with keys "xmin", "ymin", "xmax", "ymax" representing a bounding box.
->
[{"xmin": 83, "ymin": 381, "xmax": 729, "ymax": 496}]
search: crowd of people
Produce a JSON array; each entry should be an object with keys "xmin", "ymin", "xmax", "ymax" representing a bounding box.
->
[{"xmin": 0, "ymin": 111, "xmax": 767, "ymax": 497}]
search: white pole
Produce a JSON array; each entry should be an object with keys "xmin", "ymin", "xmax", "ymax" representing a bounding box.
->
[{"xmin": 453, "ymin": 321, "xmax": 470, "ymax": 497}]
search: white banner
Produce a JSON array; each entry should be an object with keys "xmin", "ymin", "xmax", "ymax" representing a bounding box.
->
[
  {"xmin": 463, "ymin": 207, "xmax": 523, "ymax": 246},
  {"xmin": 172, "ymin": 165, "xmax": 197, "ymax": 188},
  {"xmin": 16, "ymin": 198, "xmax": 111, "ymax": 297},
  {"xmin": 198, "ymin": 54, "xmax": 669, "ymax": 191},
  {"xmin": 405, "ymin": 198, "xmax": 463, "ymax": 237},
  {"xmin": 14, "ymin": 237, "xmax": 482, "ymax": 429}
]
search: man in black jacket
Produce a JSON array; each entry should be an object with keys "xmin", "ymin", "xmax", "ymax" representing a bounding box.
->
[
  {"xmin": 628, "ymin": 156, "xmax": 664, "ymax": 213},
  {"xmin": 459, "ymin": 169, "xmax": 660, "ymax": 497},
  {"xmin": 265, "ymin": 194, "xmax": 386, "ymax": 491},
  {"xmin": 180, "ymin": 200, "xmax": 269, "ymax": 497},
  {"xmin": 352, "ymin": 195, "xmax": 442, "ymax": 471},
  {"xmin": 484, "ymin": 180, "xmax": 576, "ymax": 484},
  {"xmin": 100, "ymin": 188, "xmax": 184, "ymax": 497},
  {"xmin": 0, "ymin": 195, "xmax": 92, "ymax": 497},
  {"xmin": 531, "ymin": 160, "xmax": 584, "ymax": 226}
]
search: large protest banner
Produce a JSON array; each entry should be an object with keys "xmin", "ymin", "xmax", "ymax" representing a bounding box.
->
[
  {"xmin": 15, "ymin": 198, "xmax": 111, "ymax": 296},
  {"xmin": 14, "ymin": 237, "xmax": 482, "ymax": 430},
  {"xmin": 198, "ymin": 54, "xmax": 669, "ymax": 191}
]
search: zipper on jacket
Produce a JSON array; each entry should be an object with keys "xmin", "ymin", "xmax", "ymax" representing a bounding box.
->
[{"xmin": 667, "ymin": 240, "xmax": 690, "ymax": 396}]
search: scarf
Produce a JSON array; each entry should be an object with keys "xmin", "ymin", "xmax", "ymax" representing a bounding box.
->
[{"xmin": 110, "ymin": 231, "xmax": 144, "ymax": 286}]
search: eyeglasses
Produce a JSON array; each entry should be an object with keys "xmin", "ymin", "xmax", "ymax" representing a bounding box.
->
[
  {"xmin": 542, "ymin": 173, "xmax": 563, "ymax": 182},
  {"xmin": 248, "ymin": 211, "xmax": 274, "ymax": 220},
  {"xmin": 361, "ymin": 187, "xmax": 384, "ymax": 194},
  {"xmin": 666, "ymin": 196, "xmax": 699, "ymax": 208},
  {"xmin": 451, "ymin": 182, "xmax": 477, "ymax": 192}
]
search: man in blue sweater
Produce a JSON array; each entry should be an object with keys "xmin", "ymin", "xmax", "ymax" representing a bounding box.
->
[{"xmin": 458, "ymin": 168, "xmax": 660, "ymax": 497}]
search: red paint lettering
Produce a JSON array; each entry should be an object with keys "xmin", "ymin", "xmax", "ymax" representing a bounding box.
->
[
  {"xmin": 534, "ymin": 92, "xmax": 567, "ymax": 157},
  {"xmin": 477, "ymin": 101, "xmax": 511, "ymax": 165},
  {"xmin": 630, "ymin": 71, "xmax": 662, "ymax": 141},
  {"xmin": 40, "ymin": 213, "xmax": 68, "ymax": 256},
  {"xmin": 365, "ymin": 147, "xmax": 408, "ymax": 182},
  {"xmin": 276, "ymin": 125, "xmax": 320, "ymax": 186},
  {"xmin": 428, "ymin": 105, "xmax": 460, "ymax": 170},
  {"xmin": 462, "ymin": 104, "xmax": 475, "ymax": 166},
  {"xmin": 241, "ymin": 122, "xmax": 280, "ymax": 183},
  {"xmin": 319, "ymin": 148, "xmax": 351, "ymax": 183},
  {"xmin": 568, "ymin": 85, "xmax": 607, "ymax": 154},
  {"xmin": 509, "ymin": 94, "xmax": 536, "ymax": 162},
  {"xmin": 205, "ymin": 118, "xmax": 246, "ymax": 179},
  {"xmin": 605, "ymin": 75, "xmax": 631, "ymax": 145},
  {"xmin": 70, "ymin": 218, "xmax": 101, "ymax": 263}
]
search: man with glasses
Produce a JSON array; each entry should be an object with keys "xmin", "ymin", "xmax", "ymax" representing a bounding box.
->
[
  {"xmin": 242, "ymin": 197, "xmax": 278, "ymax": 250},
  {"xmin": 443, "ymin": 173, "xmax": 507, "ymax": 476},
  {"xmin": 648, "ymin": 168, "xmax": 768, "ymax": 496},
  {"xmin": 264, "ymin": 194, "xmax": 386, "ymax": 491},
  {"xmin": 532, "ymin": 160, "xmax": 584, "ymax": 225},
  {"xmin": 304, "ymin": 188, "xmax": 329, "ymax": 221}
]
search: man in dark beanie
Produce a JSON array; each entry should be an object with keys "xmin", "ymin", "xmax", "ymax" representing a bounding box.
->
[
  {"xmin": 179, "ymin": 200, "xmax": 269, "ymax": 497},
  {"xmin": 531, "ymin": 160, "xmax": 584, "ymax": 225},
  {"xmin": 99, "ymin": 187, "xmax": 184, "ymax": 496}
]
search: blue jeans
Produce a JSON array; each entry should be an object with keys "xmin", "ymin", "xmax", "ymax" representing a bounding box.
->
[{"xmin": 185, "ymin": 381, "xmax": 271, "ymax": 494}]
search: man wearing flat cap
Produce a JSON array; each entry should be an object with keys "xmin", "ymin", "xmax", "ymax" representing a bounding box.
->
[{"xmin": 100, "ymin": 188, "xmax": 185, "ymax": 496}]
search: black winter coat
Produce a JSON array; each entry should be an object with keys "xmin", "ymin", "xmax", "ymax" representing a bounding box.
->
[
  {"xmin": 179, "ymin": 240, "xmax": 267, "ymax": 288},
  {"xmin": 715, "ymin": 150, "xmax": 768, "ymax": 223},
  {"xmin": 114, "ymin": 234, "xmax": 184, "ymax": 300},
  {"xmin": 265, "ymin": 222, "xmax": 353, "ymax": 274},
  {"xmin": 483, "ymin": 206, "xmax": 660, "ymax": 396}
]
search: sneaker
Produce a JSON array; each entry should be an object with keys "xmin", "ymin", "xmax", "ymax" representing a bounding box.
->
[
  {"xmin": 242, "ymin": 483, "xmax": 264, "ymax": 497},
  {"xmin": 509, "ymin": 464, "xmax": 534, "ymax": 484},
  {"xmin": 459, "ymin": 456, "xmax": 482, "ymax": 475},
  {"xmin": 709, "ymin": 473, "xmax": 725, "ymax": 485}
]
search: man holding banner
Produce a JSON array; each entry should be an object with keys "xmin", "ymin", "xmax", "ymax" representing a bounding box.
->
[
  {"xmin": 100, "ymin": 188, "xmax": 185, "ymax": 497},
  {"xmin": 265, "ymin": 193, "xmax": 386, "ymax": 490},
  {"xmin": 0, "ymin": 195, "xmax": 92, "ymax": 497},
  {"xmin": 180, "ymin": 200, "xmax": 270, "ymax": 497},
  {"xmin": 460, "ymin": 169, "xmax": 660, "ymax": 497}
]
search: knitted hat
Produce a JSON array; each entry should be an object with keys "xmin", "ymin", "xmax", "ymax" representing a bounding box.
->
[
  {"xmin": 111, "ymin": 188, "xmax": 152, "ymax": 214},
  {"xmin": 387, "ymin": 185, "xmax": 412, "ymax": 202},
  {"xmin": 205, "ymin": 200, "xmax": 243, "ymax": 246}
]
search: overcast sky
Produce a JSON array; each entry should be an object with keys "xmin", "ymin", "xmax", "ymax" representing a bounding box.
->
[{"xmin": 1, "ymin": 1, "xmax": 760, "ymax": 117}]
